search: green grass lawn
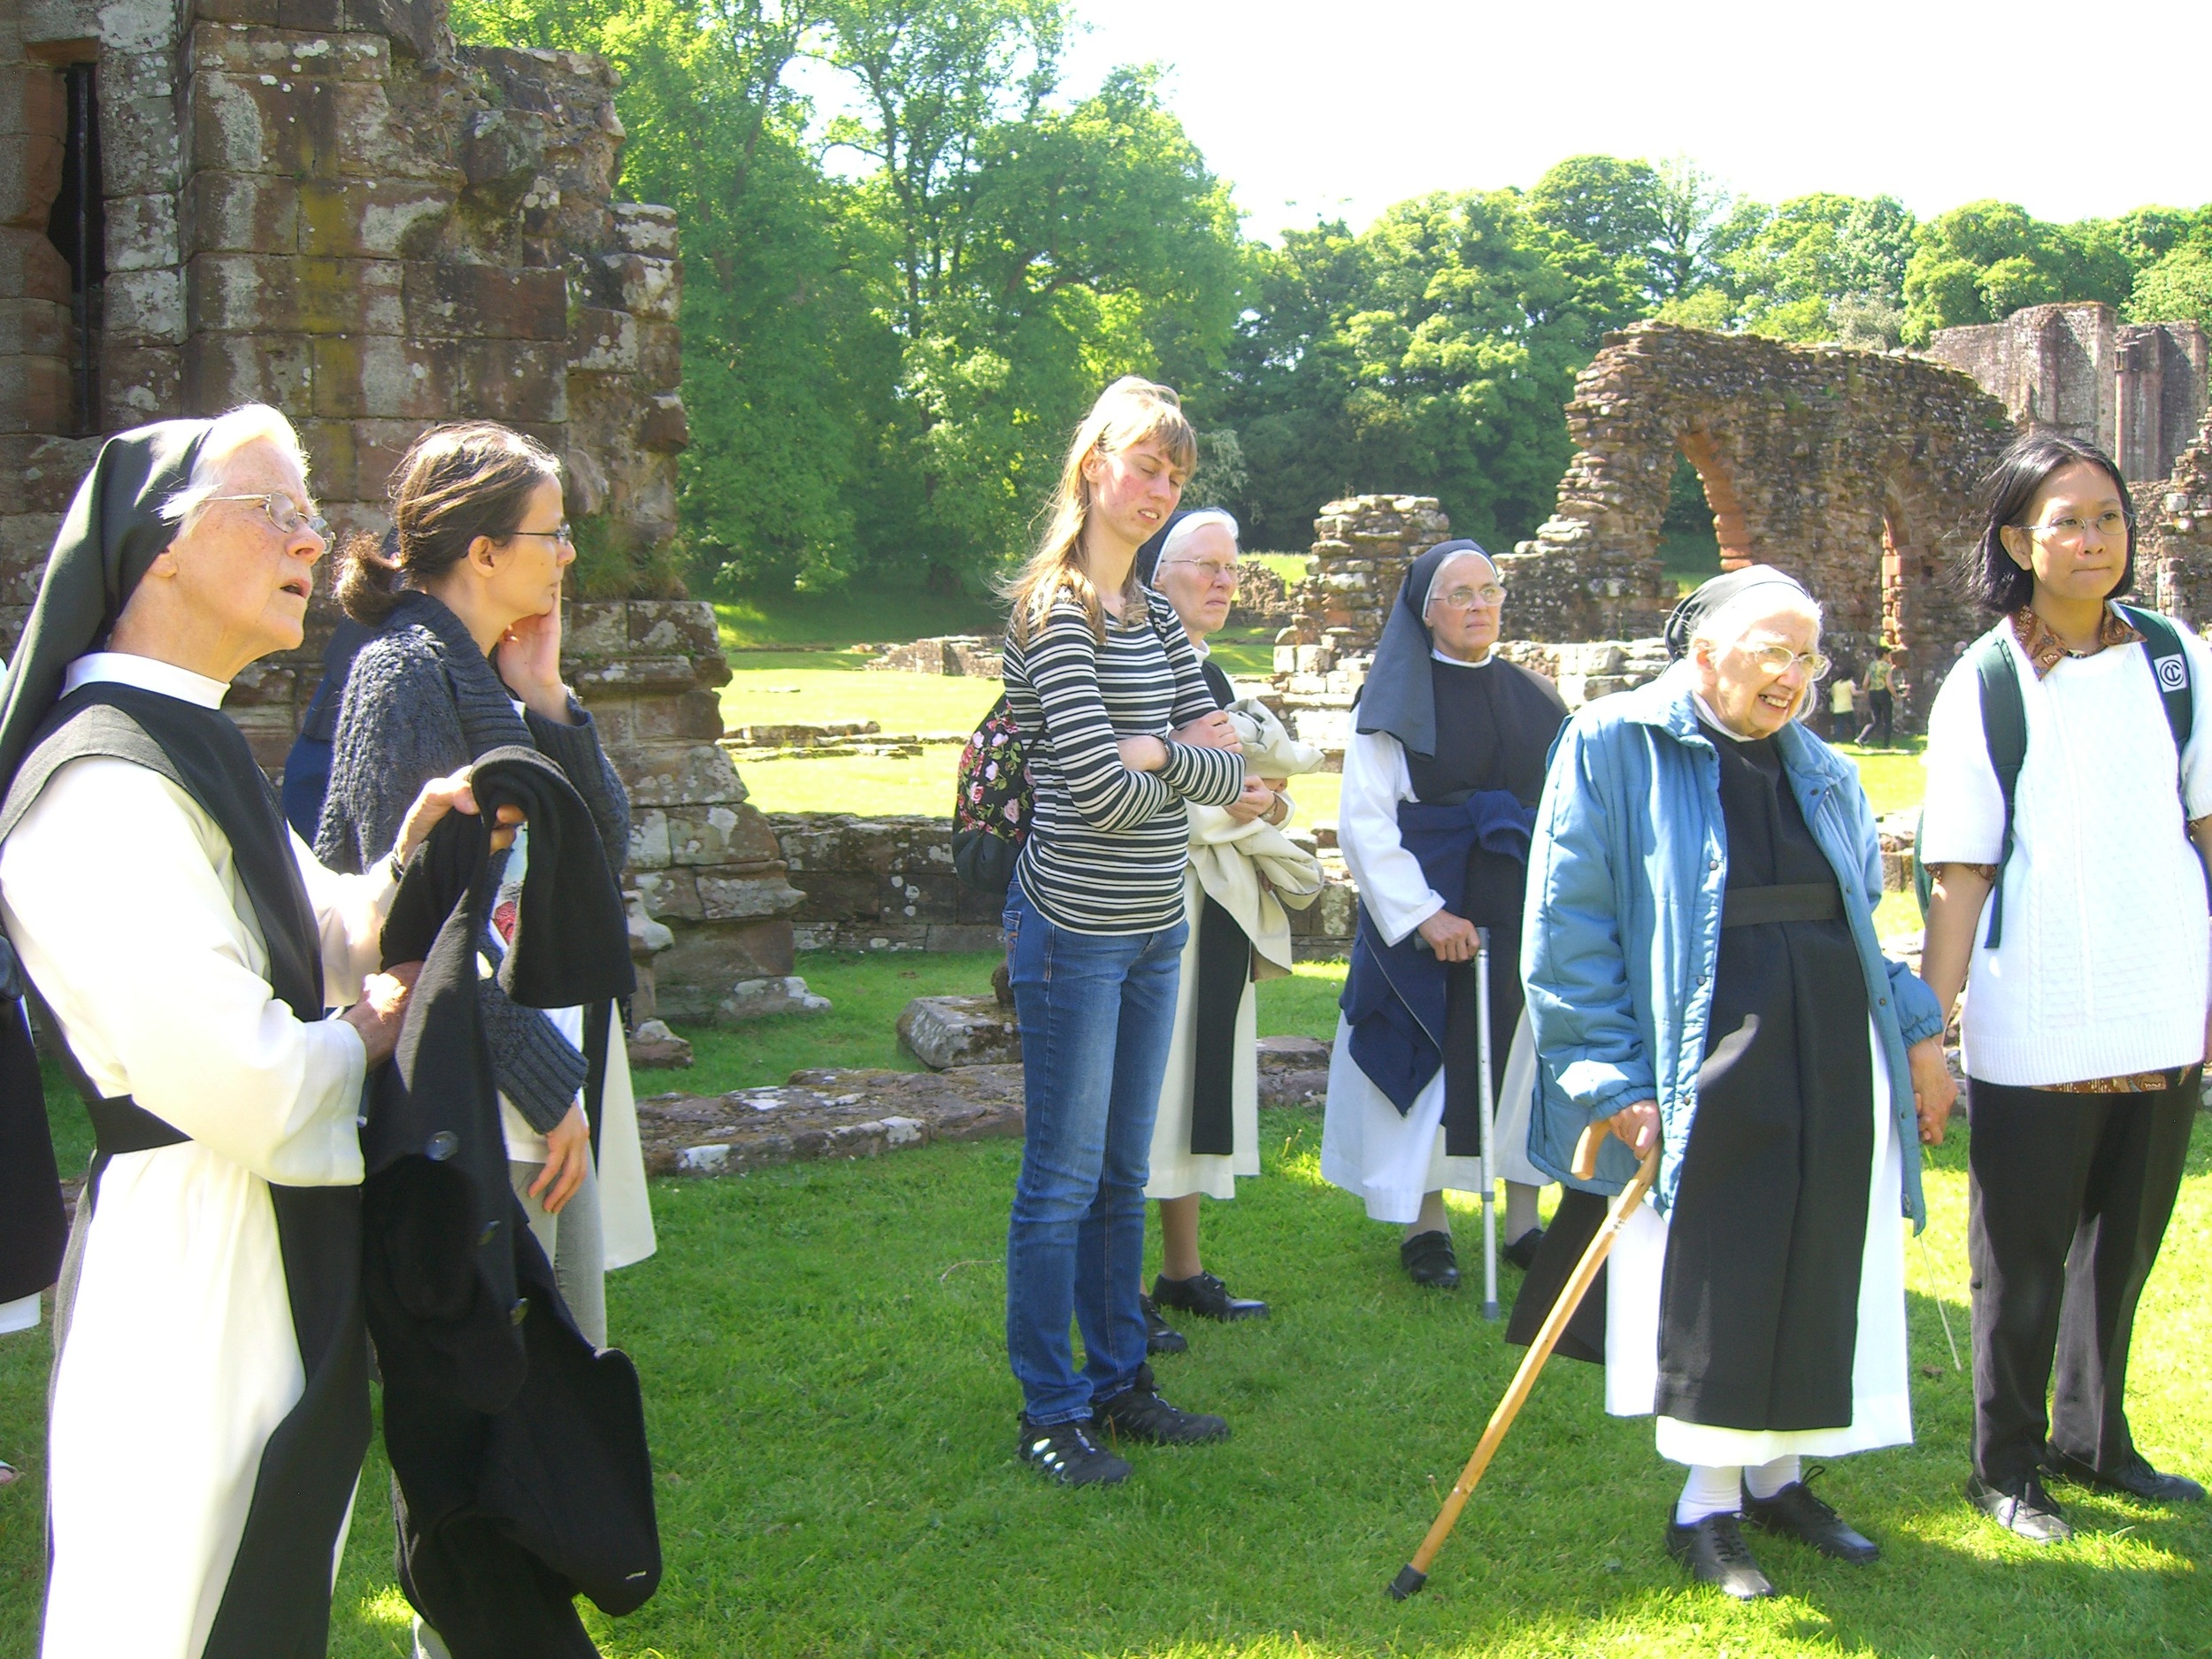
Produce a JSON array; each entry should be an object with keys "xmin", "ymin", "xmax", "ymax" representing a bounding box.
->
[{"xmin": 715, "ymin": 582, "xmax": 1003, "ymax": 650}]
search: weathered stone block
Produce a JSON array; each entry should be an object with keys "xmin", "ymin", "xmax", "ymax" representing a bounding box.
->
[
  {"xmin": 634, "ymin": 319, "xmax": 679, "ymax": 387},
  {"xmin": 188, "ymin": 252, "xmax": 403, "ymax": 335},
  {"xmin": 0, "ymin": 129, "xmax": 61, "ymax": 230},
  {"xmin": 0, "ymin": 353, "xmax": 68, "ymax": 433},
  {"xmin": 626, "ymin": 599, "xmax": 718, "ymax": 657},
  {"xmin": 695, "ymin": 866, "xmax": 803, "ymax": 919},
  {"xmin": 615, "ymin": 741, "xmax": 746, "ymax": 809},
  {"xmin": 182, "ymin": 329, "xmax": 313, "ymax": 411},
  {"xmin": 97, "ymin": 93, "xmax": 180, "ymax": 196},
  {"xmin": 0, "ymin": 297, "xmax": 66, "ymax": 358},
  {"xmin": 649, "ymin": 918, "xmax": 795, "ymax": 1018},
  {"xmin": 585, "ymin": 252, "xmax": 678, "ymax": 322},
  {"xmin": 308, "ymin": 335, "xmax": 565, "ymax": 422},
  {"xmin": 897, "ymin": 995, "xmax": 1020, "ymax": 1069},
  {"xmin": 103, "ymin": 190, "xmax": 179, "ymax": 272},
  {"xmin": 296, "ymin": 177, "xmax": 451, "ymax": 257},
  {"xmin": 403, "ymin": 261, "xmax": 565, "ymax": 340},
  {"xmin": 666, "ymin": 802, "xmax": 780, "ymax": 867},
  {"xmin": 562, "ymin": 600, "xmax": 630, "ymax": 657},
  {"xmin": 611, "ymin": 201, "xmax": 676, "ymax": 257},
  {"xmin": 567, "ymin": 306, "xmax": 635, "ymax": 373},
  {"xmin": 633, "ymin": 687, "xmax": 724, "ymax": 741},
  {"xmin": 190, "ymin": 73, "xmax": 336, "ymax": 177},
  {"xmin": 0, "ymin": 227, "xmax": 69, "ymax": 304},
  {"xmin": 640, "ymin": 391, "xmax": 687, "ymax": 452},
  {"xmin": 101, "ymin": 343, "xmax": 183, "ymax": 426},
  {"xmin": 187, "ymin": 20, "xmax": 388, "ymax": 81}
]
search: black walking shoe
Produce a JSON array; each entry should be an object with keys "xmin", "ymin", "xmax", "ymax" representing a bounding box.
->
[
  {"xmin": 1138, "ymin": 1294, "xmax": 1187, "ymax": 1356},
  {"xmin": 1664, "ymin": 1512, "xmax": 1776, "ymax": 1600},
  {"xmin": 1016, "ymin": 1415, "xmax": 1130, "ymax": 1486},
  {"xmin": 1094, "ymin": 1367, "xmax": 1230, "ymax": 1446},
  {"xmin": 1400, "ymin": 1230, "xmax": 1459, "ymax": 1289},
  {"xmin": 1502, "ymin": 1226, "xmax": 1545, "ymax": 1271},
  {"xmin": 2041, "ymin": 1447, "xmax": 2206, "ymax": 1503},
  {"xmin": 1741, "ymin": 1473, "xmax": 1879, "ymax": 1563},
  {"xmin": 1966, "ymin": 1474, "xmax": 2072, "ymax": 1544},
  {"xmin": 1152, "ymin": 1271, "xmax": 1269, "ymax": 1323}
]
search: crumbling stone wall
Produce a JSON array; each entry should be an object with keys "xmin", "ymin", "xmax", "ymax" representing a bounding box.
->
[
  {"xmin": 2142, "ymin": 411, "xmax": 2212, "ymax": 626},
  {"xmin": 1282, "ymin": 495, "xmax": 1449, "ymax": 656},
  {"xmin": 1930, "ymin": 302, "xmax": 2208, "ymax": 492},
  {"xmin": 0, "ymin": 0, "xmax": 806, "ymax": 1015},
  {"xmin": 1500, "ymin": 322, "xmax": 2016, "ymax": 708}
]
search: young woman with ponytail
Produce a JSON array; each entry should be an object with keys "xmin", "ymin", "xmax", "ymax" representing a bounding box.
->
[{"xmin": 997, "ymin": 378, "xmax": 1270, "ymax": 1486}]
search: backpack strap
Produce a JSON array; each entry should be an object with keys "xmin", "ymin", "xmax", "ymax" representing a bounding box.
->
[
  {"xmin": 2114, "ymin": 603, "xmax": 2195, "ymax": 757},
  {"xmin": 1974, "ymin": 628, "xmax": 2027, "ymax": 950}
]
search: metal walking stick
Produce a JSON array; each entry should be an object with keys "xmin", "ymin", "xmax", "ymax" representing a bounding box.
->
[
  {"xmin": 1387, "ymin": 1121, "xmax": 1663, "ymax": 1601},
  {"xmin": 1474, "ymin": 926, "xmax": 1499, "ymax": 1321}
]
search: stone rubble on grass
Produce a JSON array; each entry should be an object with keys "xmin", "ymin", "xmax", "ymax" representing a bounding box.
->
[
  {"xmin": 627, "ymin": 1019, "xmax": 695, "ymax": 1069},
  {"xmin": 718, "ymin": 975, "xmax": 833, "ymax": 1021},
  {"xmin": 897, "ymin": 995, "xmax": 1022, "ymax": 1069}
]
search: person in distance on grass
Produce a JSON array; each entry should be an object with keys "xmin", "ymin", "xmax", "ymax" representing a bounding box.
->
[
  {"xmin": 1131, "ymin": 508, "xmax": 1325, "ymax": 1352},
  {"xmin": 1918, "ymin": 434, "xmax": 2212, "ymax": 1546},
  {"xmin": 1522, "ymin": 567, "xmax": 1956, "ymax": 1601},
  {"xmin": 998, "ymin": 379, "xmax": 1266, "ymax": 1486},
  {"xmin": 1321, "ymin": 541, "xmax": 1566, "ymax": 1288},
  {"xmin": 0, "ymin": 408, "xmax": 492, "ymax": 1655}
]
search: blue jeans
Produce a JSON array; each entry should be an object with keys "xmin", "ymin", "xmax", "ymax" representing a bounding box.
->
[{"xmin": 1002, "ymin": 879, "xmax": 1188, "ymax": 1425}]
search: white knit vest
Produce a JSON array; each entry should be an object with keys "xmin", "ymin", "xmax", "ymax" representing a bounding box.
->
[{"xmin": 1924, "ymin": 630, "xmax": 2212, "ymax": 1087}]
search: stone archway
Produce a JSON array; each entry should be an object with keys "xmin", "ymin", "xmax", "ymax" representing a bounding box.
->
[{"xmin": 1499, "ymin": 321, "xmax": 2016, "ymax": 720}]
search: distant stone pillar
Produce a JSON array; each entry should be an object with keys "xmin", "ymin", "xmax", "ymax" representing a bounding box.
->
[
  {"xmin": 1294, "ymin": 495, "xmax": 1450, "ymax": 652},
  {"xmin": 565, "ymin": 598, "xmax": 814, "ymax": 1023}
]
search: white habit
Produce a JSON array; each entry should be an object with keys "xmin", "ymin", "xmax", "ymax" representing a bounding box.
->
[
  {"xmin": 1603, "ymin": 1023, "xmax": 1913, "ymax": 1466},
  {"xmin": 1320, "ymin": 724, "xmax": 1544, "ymax": 1223},
  {"xmin": 0, "ymin": 654, "xmax": 396, "ymax": 1659}
]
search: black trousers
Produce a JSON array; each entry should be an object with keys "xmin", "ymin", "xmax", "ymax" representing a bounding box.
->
[
  {"xmin": 1965, "ymin": 1073, "xmax": 2198, "ymax": 1489},
  {"xmin": 1856, "ymin": 689, "xmax": 1893, "ymax": 747}
]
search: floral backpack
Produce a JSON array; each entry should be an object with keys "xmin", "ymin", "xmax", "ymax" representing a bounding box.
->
[{"xmin": 952, "ymin": 695, "xmax": 1031, "ymax": 895}]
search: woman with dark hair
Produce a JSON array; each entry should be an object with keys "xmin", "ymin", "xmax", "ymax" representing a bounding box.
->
[
  {"xmin": 319, "ymin": 423, "xmax": 655, "ymax": 1355},
  {"xmin": 1920, "ymin": 433, "xmax": 2212, "ymax": 1544}
]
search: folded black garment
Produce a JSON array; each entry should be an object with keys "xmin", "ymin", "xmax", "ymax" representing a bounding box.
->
[{"xmin": 361, "ymin": 745, "xmax": 657, "ymax": 1655}]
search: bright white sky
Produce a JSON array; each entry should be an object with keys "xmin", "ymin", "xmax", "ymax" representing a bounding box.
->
[{"xmin": 1052, "ymin": 0, "xmax": 2212, "ymax": 240}]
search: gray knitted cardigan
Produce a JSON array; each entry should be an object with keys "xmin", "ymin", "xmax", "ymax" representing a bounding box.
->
[{"xmin": 314, "ymin": 590, "xmax": 633, "ymax": 1133}]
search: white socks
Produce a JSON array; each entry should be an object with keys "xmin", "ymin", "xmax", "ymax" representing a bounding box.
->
[
  {"xmin": 1745, "ymin": 1455, "xmax": 1801, "ymax": 1500},
  {"xmin": 1675, "ymin": 1464, "xmax": 1743, "ymax": 1525},
  {"xmin": 1677, "ymin": 1455, "xmax": 1804, "ymax": 1523}
]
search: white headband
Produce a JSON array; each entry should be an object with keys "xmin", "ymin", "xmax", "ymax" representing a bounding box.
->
[{"xmin": 1156, "ymin": 509, "xmax": 1239, "ymax": 567}]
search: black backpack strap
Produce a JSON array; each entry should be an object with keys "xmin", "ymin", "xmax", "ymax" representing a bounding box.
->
[
  {"xmin": 1975, "ymin": 630, "xmax": 2027, "ymax": 950},
  {"xmin": 2114, "ymin": 603, "xmax": 2195, "ymax": 757}
]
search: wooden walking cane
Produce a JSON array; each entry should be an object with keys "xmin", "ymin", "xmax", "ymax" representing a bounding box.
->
[{"xmin": 1386, "ymin": 1121, "xmax": 1663, "ymax": 1601}]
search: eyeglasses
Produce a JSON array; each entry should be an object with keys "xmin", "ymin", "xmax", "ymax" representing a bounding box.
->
[
  {"xmin": 1157, "ymin": 557, "xmax": 1238, "ymax": 586},
  {"xmin": 508, "ymin": 525, "xmax": 575, "ymax": 549},
  {"xmin": 1743, "ymin": 644, "xmax": 1832, "ymax": 680},
  {"xmin": 2021, "ymin": 509, "xmax": 2129, "ymax": 548},
  {"xmin": 1432, "ymin": 583, "xmax": 1507, "ymax": 611},
  {"xmin": 209, "ymin": 493, "xmax": 329, "ymax": 541}
]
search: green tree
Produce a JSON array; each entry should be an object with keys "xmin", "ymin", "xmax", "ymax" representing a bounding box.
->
[{"xmin": 2130, "ymin": 244, "xmax": 2212, "ymax": 329}]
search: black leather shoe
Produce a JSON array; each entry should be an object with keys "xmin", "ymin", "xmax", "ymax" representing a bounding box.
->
[
  {"xmin": 1966, "ymin": 1474, "xmax": 2073, "ymax": 1544},
  {"xmin": 1153, "ymin": 1271, "xmax": 1269, "ymax": 1323},
  {"xmin": 1502, "ymin": 1226, "xmax": 1545, "ymax": 1271},
  {"xmin": 1094, "ymin": 1366, "xmax": 1229, "ymax": 1446},
  {"xmin": 2042, "ymin": 1447, "xmax": 2207, "ymax": 1504},
  {"xmin": 1742, "ymin": 1474, "xmax": 1879, "ymax": 1563},
  {"xmin": 1138, "ymin": 1294, "xmax": 1187, "ymax": 1356},
  {"xmin": 1401, "ymin": 1230, "xmax": 1459, "ymax": 1289},
  {"xmin": 1663, "ymin": 1512, "xmax": 1775, "ymax": 1600}
]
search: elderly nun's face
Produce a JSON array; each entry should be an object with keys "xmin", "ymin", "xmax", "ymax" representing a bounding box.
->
[
  {"xmin": 1694, "ymin": 607, "xmax": 1821, "ymax": 740},
  {"xmin": 1424, "ymin": 553, "xmax": 1505, "ymax": 663},
  {"xmin": 1152, "ymin": 519, "xmax": 1239, "ymax": 640},
  {"xmin": 165, "ymin": 437, "xmax": 326, "ymax": 662}
]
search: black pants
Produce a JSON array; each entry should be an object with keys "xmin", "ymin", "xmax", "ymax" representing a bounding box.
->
[
  {"xmin": 1856, "ymin": 689, "xmax": 1893, "ymax": 747},
  {"xmin": 1965, "ymin": 1073, "xmax": 2198, "ymax": 1489}
]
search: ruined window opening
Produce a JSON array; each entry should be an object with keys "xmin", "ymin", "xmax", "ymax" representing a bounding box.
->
[
  {"xmin": 44, "ymin": 64, "xmax": 104, "ymax": 437},
  {"xmin": 1658, "ymin": 450, "xmax": 1721, "ymax": 595}
]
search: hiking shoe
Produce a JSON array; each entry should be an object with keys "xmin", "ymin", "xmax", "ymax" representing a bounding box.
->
[
  {"xmin": 1742, "ymin": 1472, "xmax": 1878, "ymax": 1563},
  {"xmin": 1400, "ymin": 1229, "xmax": 1459, "ymax": 1289},
  {"xmin": 1966, "ymin": 1474, "xmax": 2072, "ymax": 1544},
  {"xmin": 1664, "ymin": 1512, "xmax": 1776, "ymax": 1600},
  {"xmin": 2041, "ymin": 1447, "xmax": 2206, "ymax": 1504},
  {"xmin": 1139, "ymin": 1293, "xmax": 1187, "ymax": 1356},
  {"xmin": 1016, "ymin": 1416, "xmax": 1130, "ymax": 1486},
  {"xmin": 1152, "ymin": 1271, "xmax": 1269, "ymax": 1323},
  {"xmin": 1094, "ymin": 1369, "xmax": 1230, "ymax": 1446}
]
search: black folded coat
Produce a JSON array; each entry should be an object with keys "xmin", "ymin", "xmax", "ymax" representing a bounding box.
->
[{"xmin": 363, "ymin": 746, "xmax": 657, "ymax": 1657}]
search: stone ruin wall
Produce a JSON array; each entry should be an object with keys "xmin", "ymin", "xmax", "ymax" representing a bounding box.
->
[
  {"xmin": 1929, "ymin": 302, "xmax": 2208, "ymax": 494},
  {"xmin": 0, "ymin": 0, "xmax": 806, "ymax": 1018},
  {"xmin": 2142, "ymin": 410, "xmax": 2212, "ymax": 626},
  {"xmin": 1491, "ymin": 322, "xmax": 2016, "ymax": 718}
]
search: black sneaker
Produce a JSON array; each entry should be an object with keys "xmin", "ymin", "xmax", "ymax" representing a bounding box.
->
[
  {"xmin": 1664, "ymin": 1511, "xmax": 1776, "ymax": 1600},
  {"xmin": 1153, "ymin": 1271, "xmax": 1269, "ymax": 1322},
  {"xmin": 2042, "ymin": 1446, "xmax": 2207, "ymax": 1504},
  {"xmin": 1016, "ymin": 1415, "xmax": 1130, "ymax": 1486},
  {"xmin": 1965, "ymin": 1474, "xmax": 2072, "ymax": 1544},
  {"xmin": 1400, "ymin": 1229, "xmax": 1459, "ymax": 1289},
  {"xmin": 1139, "ymin": 1294, "xmax": 1187, "ymax": 1356},
  {"xmin": 1094, "ymin": 1366, "xmax": 1230, "ymax": 1446}
]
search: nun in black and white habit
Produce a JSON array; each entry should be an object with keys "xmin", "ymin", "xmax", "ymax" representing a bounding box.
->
[
  {"xmin": 0, "ymin": 412, "xmax": 476, "ymax": 1656},
  {"xmin": 1320, "ymin": 541, "xmax": 1568, "ymax": 1286}
]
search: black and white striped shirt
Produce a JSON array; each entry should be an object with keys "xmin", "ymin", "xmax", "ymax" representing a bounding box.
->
[{"xmin": 1002, "ymin": 588, "xmax": 1245, "ymax": 933}]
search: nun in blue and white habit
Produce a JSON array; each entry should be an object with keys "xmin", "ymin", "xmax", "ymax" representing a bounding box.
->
[{"xmin": 1319, "ymin": 541, "xmax": 1568, "ymax": 1287}]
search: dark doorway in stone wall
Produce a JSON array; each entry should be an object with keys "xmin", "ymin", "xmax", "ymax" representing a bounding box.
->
[
  {"xmin": 1658, "ymin": 453, "xmax": 1721, "ymax": 595},
  {"xmin": 43, "ymin": 63, "xmax": 104, "ymax": 436}
]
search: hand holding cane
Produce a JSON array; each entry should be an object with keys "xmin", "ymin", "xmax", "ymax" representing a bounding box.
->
[{"xmin": 1387, "ymin": 1118, "xmax": 1663, "ymax": 1601}]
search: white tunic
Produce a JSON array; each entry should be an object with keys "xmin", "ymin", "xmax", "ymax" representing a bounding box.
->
[
  {"xmin": 0, "ymin": 653, "xmax": 395, "ymax": 1659},
  {"xmin": 1603, "ymin": 1023, "xmax": 1913, "ymax": 1467},
  {"xmin": 1319, "ymin": 723, "xmax": 1545, "ymax": 1223}
]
